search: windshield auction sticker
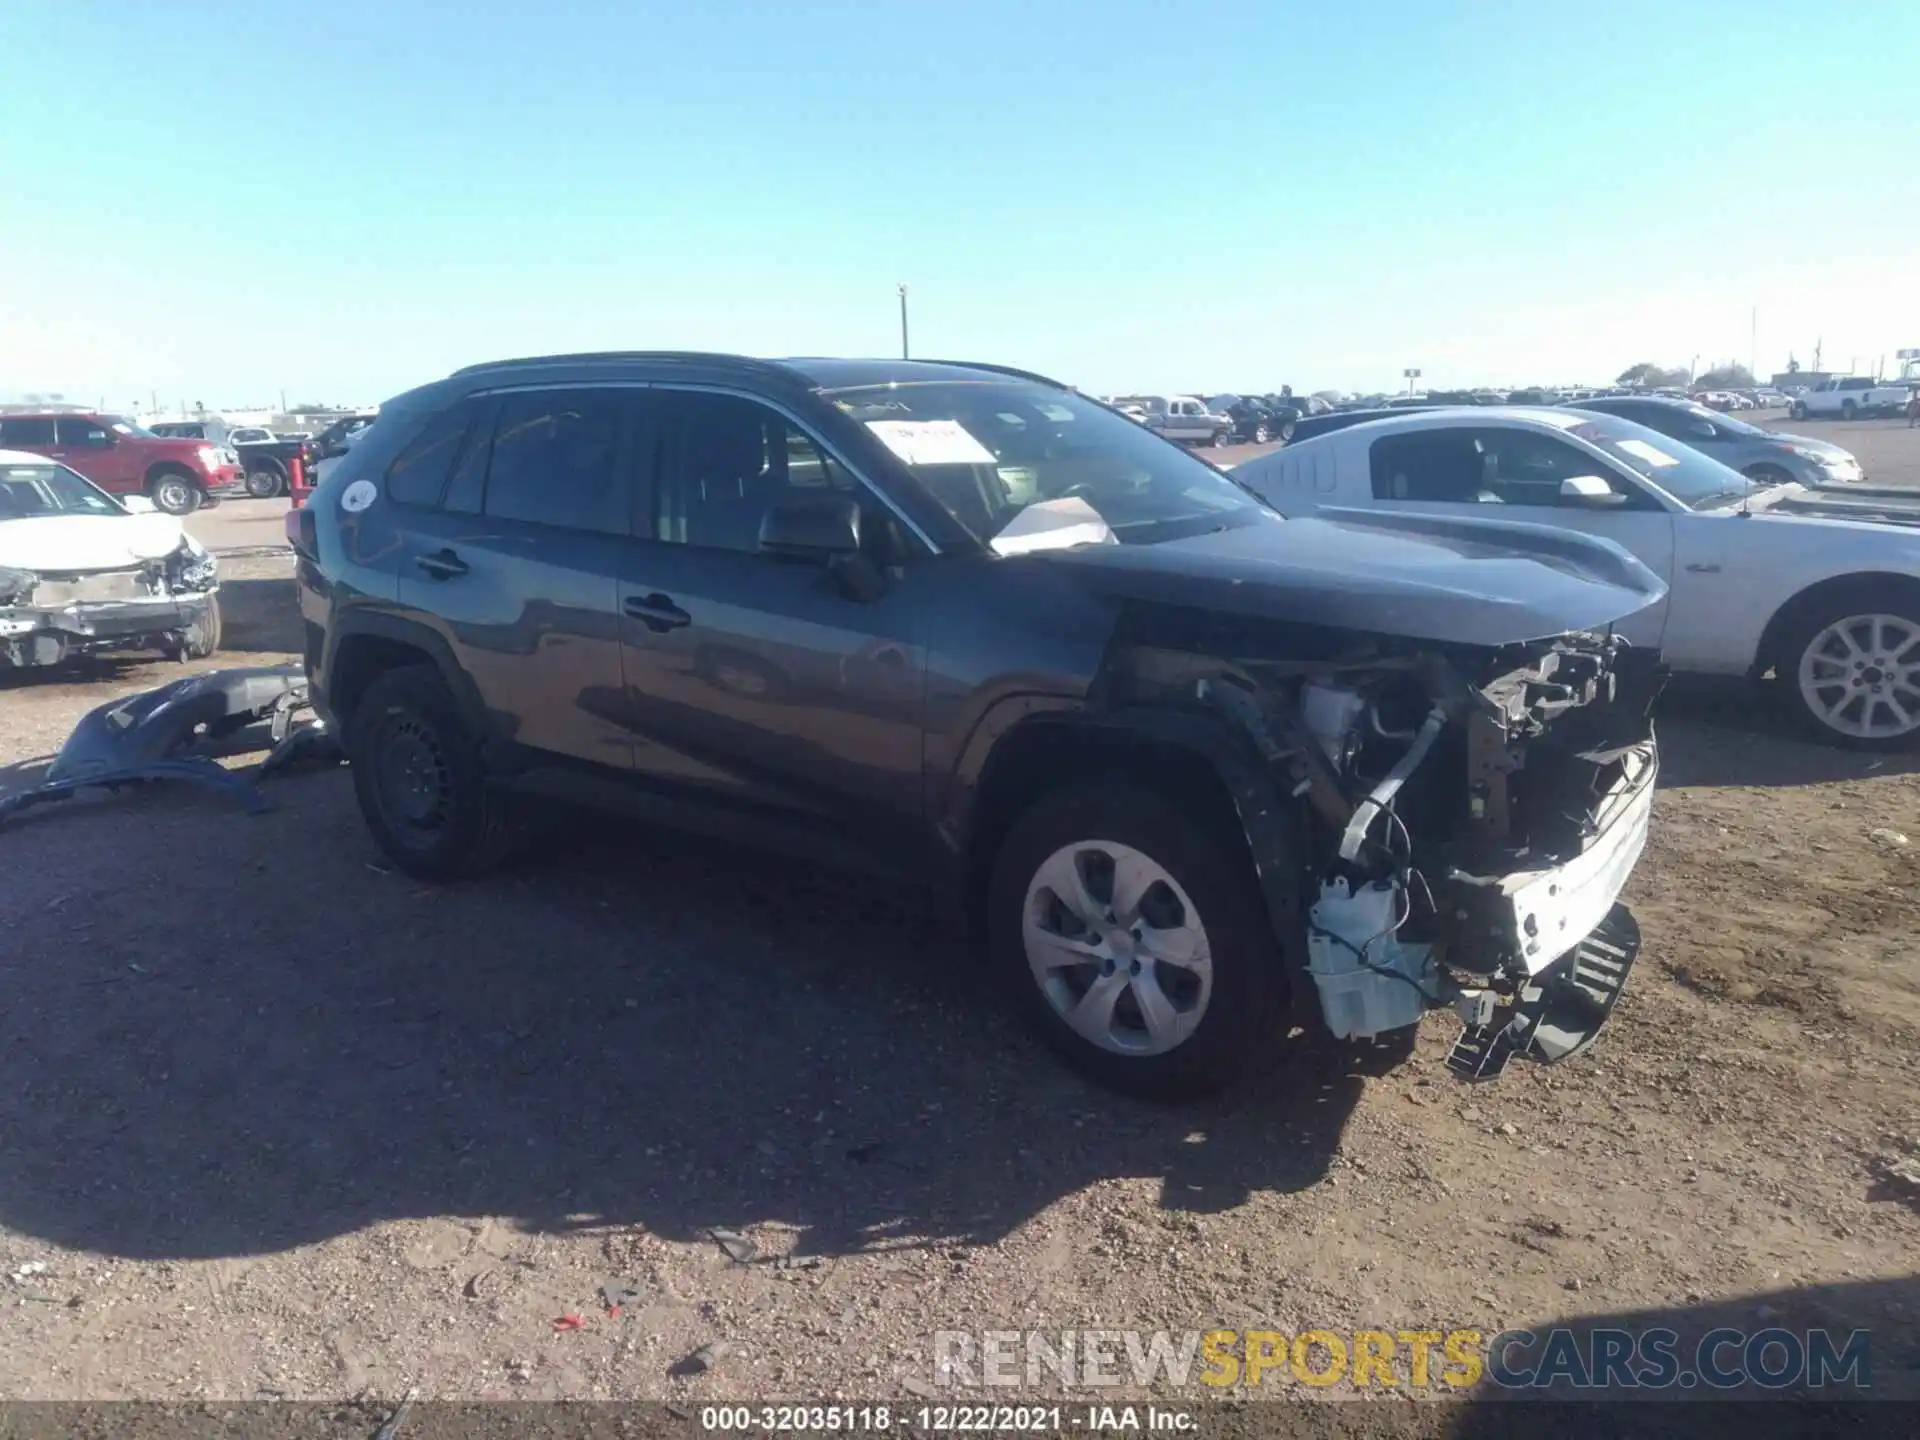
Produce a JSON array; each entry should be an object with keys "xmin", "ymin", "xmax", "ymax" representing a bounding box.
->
[
  {"xmin": 865, "ymin": 419, "xmax": 997, "ymax": 466},
  {"xmin": 1614, "ymin": 438, "xmax": 1680, "ymax": 468}
]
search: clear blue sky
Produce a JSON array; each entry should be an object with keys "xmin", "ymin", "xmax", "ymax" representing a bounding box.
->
[{"xmin": 2, "ymin": 0, "xmax": 1915, "ymax": 412}]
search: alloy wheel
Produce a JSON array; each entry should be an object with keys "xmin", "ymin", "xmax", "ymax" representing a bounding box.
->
[
  {"xmin": 1797, "ymin": 613, "xmax": 1920, "ymax": 741},
  {"xmin": 1021, "ymin": 839, "xmax": 1213, "ymax": 1056}
]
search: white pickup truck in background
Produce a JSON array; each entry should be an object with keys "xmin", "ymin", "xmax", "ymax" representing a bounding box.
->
[
  {"xmin": 1112, "ymin": 394, "xmax": 1234, "ymax": 446},
  {"xmin": 1790, "ymin": 377, "xmax": 1913, "ymax": 420}
]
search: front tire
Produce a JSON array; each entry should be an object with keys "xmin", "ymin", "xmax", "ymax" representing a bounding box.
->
[
  {"xmin": 1212, "ymin": 428, "xmax": 1232, "ymax": 449},
  {"xmin": 1790, "ymin": 402, "xmax": 1807, "ymax": 420},
  {"xmin": 1841, "ymin": 401, "xmax": 1858, "ymax": 420},
  {"xmin": 987, "ymin": 779, "xmax": 1290, "ymax": 1099},
  {"xmin": 148, "ymin": 469, "xmax": 202, "ymax": 516},
  {"xmin": 1780, "ymin": 594, "xmax": 1920, "ymax": 750},
  {"xmin": 1253, "ymin": 423, "xmax": 1271, "ymax": 444},
  {"xmin": 347, "ymin": 664, "xmax": 514, "ymax": 880},
  {"xmin": 181, "ymin": 594, "xmax": 222, "ymax": 660}
]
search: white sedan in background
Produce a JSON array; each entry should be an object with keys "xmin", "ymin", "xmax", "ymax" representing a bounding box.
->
[
  {"xmin": 1235, "ymin": 409, "xmax": 1920, "ymax": 748},
  {"xmin": 0, "ymin": 450, "xmax": 221, "ymax": 668}
]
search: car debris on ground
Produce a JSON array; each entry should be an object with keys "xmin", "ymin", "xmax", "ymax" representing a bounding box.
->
[{"xmin": 0, "ymin": 664, "xmax": 341, "ymax": 828}]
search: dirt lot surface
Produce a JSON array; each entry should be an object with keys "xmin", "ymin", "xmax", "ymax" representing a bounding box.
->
[{"xmin": 2, "ymin": 422, "xmax": 1918, "ymax": 1406}]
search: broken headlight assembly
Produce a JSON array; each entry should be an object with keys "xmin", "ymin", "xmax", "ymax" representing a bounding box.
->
[
  {"xmin": 1173, "ymin": 631, "xmax": 1660, "ymax": 1080},
  {"xmin": 164, "ymin": 536, "xmax": 218, "ymax": 592},
  {"xmin": 0, "ymin": 565, "xmax": 36, "ymax": 606}
]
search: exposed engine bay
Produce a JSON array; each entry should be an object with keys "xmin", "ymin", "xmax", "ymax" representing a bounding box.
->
[
  {"xmin": 0, "ymin": 539, "xmax": 218, "ymax": 668},
  {"xmin": 1112, "ymin": 613, "xmax": 1664, "ymax": 1080}
]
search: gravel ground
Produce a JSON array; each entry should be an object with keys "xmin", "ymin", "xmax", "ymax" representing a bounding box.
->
[{"xmin": 1, "ymin": 424, "xmax": 1918, "ymax": 1406}]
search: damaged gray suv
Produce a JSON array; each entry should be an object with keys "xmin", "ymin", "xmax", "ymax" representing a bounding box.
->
[{"xmin": 294, "ymin": 354, "xmax": 1665, "ymax": 1097}]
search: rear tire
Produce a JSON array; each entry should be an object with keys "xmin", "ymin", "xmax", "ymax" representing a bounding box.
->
[
  {"xmin": 148, "ymin": 468, "xmax": 202, "ymax": 516},
  {"xmin": 181, "ymin": 594, "xmax": 222, "ymax": 660},
  {"xmin": 244, "ymin": 465, "xmax": 285, "ymax": 499},
  {"xmin": 347, "ymin": 663, "xmax": 515, "ymax": 880},
  {"xmin": 987, "ymin": 779, "xmax": 1291, "ymax": 1100}
]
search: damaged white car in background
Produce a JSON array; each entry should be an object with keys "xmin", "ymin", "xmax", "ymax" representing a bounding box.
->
[{"xmin": 0, "ymin": 450, "xmax": 221, "ymax": 669}]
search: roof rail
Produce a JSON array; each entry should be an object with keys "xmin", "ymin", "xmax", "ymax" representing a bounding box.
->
[
  {"xmin": 910, "ymin": 358, "xmax": 1071, "ymax": 389},
  {"xmin": 449, "ymin": 350, "xmax": 793, "ymax": 379}
]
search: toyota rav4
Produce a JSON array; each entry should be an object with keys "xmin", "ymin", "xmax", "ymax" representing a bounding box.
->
[{"xmin": 293, "ymin": 353, "xmax": 1666, "ymax": 1097}]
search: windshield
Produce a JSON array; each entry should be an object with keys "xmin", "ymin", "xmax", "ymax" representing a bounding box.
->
[
  {"xmin": 0, "ymin": 462, "xmax": 126, "ymax": 519},
  {"xmin": 1685, "ymin": 404, "xmax": 1768, "ymax": 437},
  {"xmin": 826, "ymin": 380, "xmax": 1265, "ymax": 545},
  {"xmin": 1566, "ymin": 417, "xmax": 1757, "ymax": 510}
]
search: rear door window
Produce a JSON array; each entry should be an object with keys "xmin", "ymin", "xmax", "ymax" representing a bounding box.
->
[
  {"xmin": 1368, "ymin": 431, "xmax": 1487, "ymax": 502},
  {"xmin": 0, "ymin": 418, "xmax": 56, "ymax": 447},
  {"xmin": 481, "ymin": 389, "xmax": 631, "ymax": 534}
]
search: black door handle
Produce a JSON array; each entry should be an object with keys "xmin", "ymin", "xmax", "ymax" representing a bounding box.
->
[
  {"xmin": 414, "ymin": 548, "xmax": 469, "ymax": 580},
  {"xmin": 624, "ymin": 592, "xmax": 691, "ymax": 632}
]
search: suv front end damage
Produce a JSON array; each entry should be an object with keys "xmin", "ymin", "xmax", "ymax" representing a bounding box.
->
[
  {"xmin": 1113, "ymin": 619, "xmax": 1663, "ymax": 1080},
  {"xmin": 0, "ymin": 540, "xmax": 218, "ymax": 669}
]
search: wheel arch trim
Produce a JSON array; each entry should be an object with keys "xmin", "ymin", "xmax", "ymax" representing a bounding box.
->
[
  {"xmin": 957, "ymin": 705, "xmax": 1309, "ymax": 1014},
  {"xmin": 323, "ymin": 611, "xmax": 490, "ymax": 739},
  {"xmin": 1753, "ymin": 571, "xmax": 1920, "ymax": 677}
]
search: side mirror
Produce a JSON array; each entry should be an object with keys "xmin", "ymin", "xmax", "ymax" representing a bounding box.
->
[
  {"xmin": 1560, "ymin": 475, "xmax": 1627, "ymax": 508},
  {"xmin": 121, "ymin": 495, "xmax": 156, "ymax": 514},
  {"xmin": 759, "ymin": 492, "xmax": 862, "ymax": 560}
]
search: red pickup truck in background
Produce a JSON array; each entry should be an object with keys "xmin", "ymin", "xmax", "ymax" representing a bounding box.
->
[{"xmin": 0, "ymin": 411, "xmax": 242, "ymax": 515}]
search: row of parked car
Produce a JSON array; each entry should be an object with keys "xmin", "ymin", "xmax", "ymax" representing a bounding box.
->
[{"xmin": 0, "ymin": 410, "xmax": 378, "ymax": 513}]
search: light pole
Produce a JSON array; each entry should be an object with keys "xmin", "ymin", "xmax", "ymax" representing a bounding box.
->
[
  {"xmin": 1402, "ymin": 366, "xmax": 1421, "ymax": 396},
  {"xmin": 898, "ymin": 284, "xmax": 910, "ymax": 360}
]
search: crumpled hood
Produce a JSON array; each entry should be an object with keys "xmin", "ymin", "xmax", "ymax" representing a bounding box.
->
[
  {"xmin": 0, "ymin": 512, "xmax": 188, "ymax": 573},
  {"xmin": 1029, "ymin": 508, "xmax": 1667, "ymax": 647}
]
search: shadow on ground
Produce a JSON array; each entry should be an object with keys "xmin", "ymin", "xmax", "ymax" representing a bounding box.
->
[
  {"xmin": 0, "ymin": 772, "xmax": 1374, "ymax": 1265},
  {"xmin": 1654, "ymin": 677, "xmax": 1920, "ymax": 789},
  {"xmin": 1442, "ymin": 1272, "xmax": 1919, "ymax": 1413}
]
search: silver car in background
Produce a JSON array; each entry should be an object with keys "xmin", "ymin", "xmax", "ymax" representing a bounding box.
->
[{"xmin": 1568, "ymin": 395, "xmax": 1864, "ymax": 487}]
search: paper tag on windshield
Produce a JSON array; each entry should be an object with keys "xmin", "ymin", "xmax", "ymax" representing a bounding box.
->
[
  {"xmin": 1616, "ymin": 438, "xmax": 1679, "ymax": 467},
  {"xmin": 865, "ymin": 419, "xmax": 996, "ymax": 466}
]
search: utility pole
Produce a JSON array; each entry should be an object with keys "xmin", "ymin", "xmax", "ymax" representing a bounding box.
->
[
  {"xmin": 1750, "ymin": 307, "xmax": 1757, "ymax": 381},
  {"xmin": 1813, "ymin": 337, "xmax": 1823, "ymax": 373},
  {"xmin": 1690, "ymin": 354, "xmax": 1699, "ymax": 382},
  {"xmin": 897, "ymin": 284, "xmax": 910, "ymax": 360}
]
